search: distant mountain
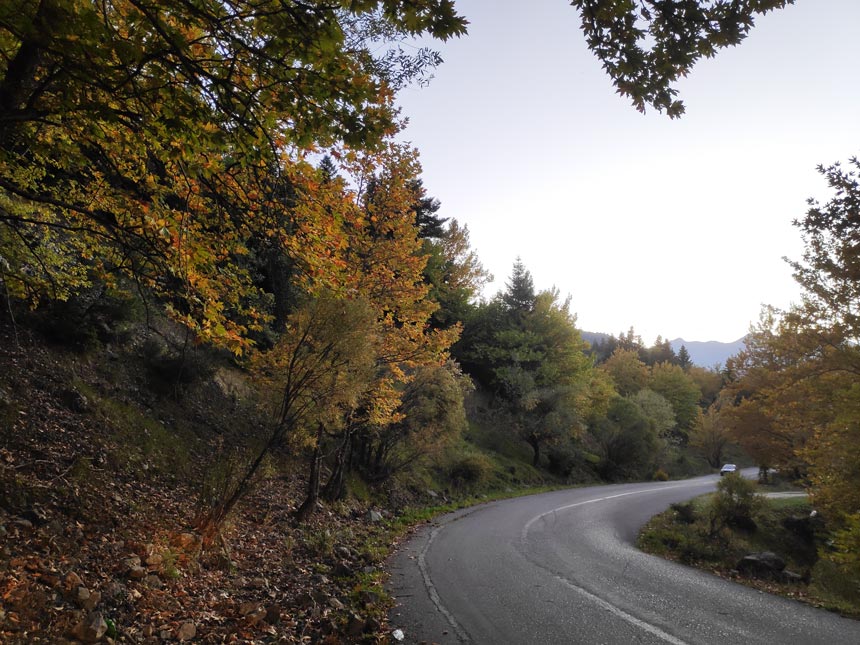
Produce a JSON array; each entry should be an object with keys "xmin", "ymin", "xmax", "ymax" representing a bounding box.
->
[
  {"xmin": 668, "ymin": 337, "xmax": 746, "ymax": 369},
  {"xmin": 580, "ymin": 331, "xmax": 611, "ymax": 347},
  {"xmin": 579, "ymin": 331, "xmax": 746, "ymax": 368}
]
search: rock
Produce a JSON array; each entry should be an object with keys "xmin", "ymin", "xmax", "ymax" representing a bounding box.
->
[
  {"xmin": 332, "ymin": 562, "xmax": 353, "ymax": 578},
  {"xmin": 782, "ymin": 570, "xmax": 804, "ymax": 584},
  {"xmin": 142, "ymin": 625, "xmax": 155, "ymax": 637},
  {"xmin": 392, "ymin": 628, "xmax": 405, "ymax": 641},
  {"xmin": 295, "ymin": 592, "xmax": 314, "ymax": 609},
  {"xmin": 64, "ymin": 571, "xmax": 84, "ymax": 591},
  {"xmin": 177, "ymin": 621, "xmax": 196, "ymax": 641},
  {"xmin": 334, "ymin": 545, "xmax": 352, "ymax": 559},
  {"xmin": 75, "ymin": 587, "xmax": 100, "ymax": 611},
  {"xmin": 736, "ymin": 552, "xmax": 786, "ymax": 579},
  {"xmin": 71, "ymin": 611, "xmax": 108, "ymax": 643},
  {"xmin": 128, "ymin": 566, "xmax": 146, "ymax": 580},
  {"xmin": 328, "ymin": 598, "xmax": 345, "ymax": 611},
  {"xmin": 367, "ymin": 509, "xmax": 383, "ymax": 523},
  {"xmin": 143, "ymin": 574, "xmax": 163, "ymax": 589},
  {"xmin": 145, "ymin": 554, "xmax": 163, "ymax": 568},
  {"xmin": 426, "ymin": 489, "xmax": 438, "ymax": 499},
  {"xmin": 123, "ymin": 556, "xmax": 141, "ymax": 571},
  {"xmin": 102, "ymin": 582, "xmax": 126, "ymax": 600},
  {"xmin": 362, "ymin": 565, "xmax": 376, "ymax": 575},
  {"xmin": 310, "ymin": 573, "xmax": 330, "ymax": 585}
]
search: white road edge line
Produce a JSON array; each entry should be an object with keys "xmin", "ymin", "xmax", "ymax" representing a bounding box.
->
[
  {"xmin": 521, "ymin": 484, "xmax": 699, "ymax": 645},
  {"xmin": 418, "ymin": 521, "xmax": 471, "ymax": 643}
]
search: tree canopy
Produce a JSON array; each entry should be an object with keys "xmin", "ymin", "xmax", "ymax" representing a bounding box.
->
[{"xmin": 570, "ymin": 0, "xmax": 795, "ymax": 117}]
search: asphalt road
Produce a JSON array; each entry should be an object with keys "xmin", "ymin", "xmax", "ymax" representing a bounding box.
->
[{"xmin": 386, "ymin": 474, "xmax": 860, "ymax": 644}]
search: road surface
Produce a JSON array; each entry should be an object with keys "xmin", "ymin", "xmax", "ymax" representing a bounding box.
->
[{"xmin": 386, "ymin": 474, "xmax": 860, "ymax": 644}]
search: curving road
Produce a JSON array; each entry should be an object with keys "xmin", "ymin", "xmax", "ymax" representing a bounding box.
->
[{"xmin": 386, "ymin": 474, "xmax": 860, "ymax": 644}]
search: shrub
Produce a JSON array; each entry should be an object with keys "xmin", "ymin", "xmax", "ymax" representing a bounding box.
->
[
  {"xmin": 670, "ymin": 501, "xmax": 697, "ymax": 524},
  {"xmin": 449, "ymin": 453, "xmax": 492, "ymax": 488},
  {"xmin": 709, "ymin": 473, "xmax": 762, "ymax": 534},
  {"xmin": 653, "ymin": 468, "xmax": 669, "ymax": 481}
]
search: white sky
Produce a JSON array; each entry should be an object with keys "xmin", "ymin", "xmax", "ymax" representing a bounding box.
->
[{"xmin": 394, "ymin": 0, "xmax": 860, "ymax": 344}]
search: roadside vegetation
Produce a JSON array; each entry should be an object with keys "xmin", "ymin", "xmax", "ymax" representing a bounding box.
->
[{"xmin": 638, "ymin": 474, "xmax": 860, "ymax": 618}]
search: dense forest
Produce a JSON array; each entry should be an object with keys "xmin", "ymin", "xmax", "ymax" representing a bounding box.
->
[{"xmin": 1, "ymin": 0, "xmax": 857, "ymax": 641}]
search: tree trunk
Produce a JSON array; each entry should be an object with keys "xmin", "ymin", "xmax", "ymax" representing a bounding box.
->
[
  {"xmin": 294, "ymin": 423, "xmax": 325, "ymax": 521},
  {"xmin": 528, "ymin": 435, "xmax": 541, "ymax": 467},
  {"xmin": 322, "ymin": 431, "xmax": 352, "ymax": 502}
]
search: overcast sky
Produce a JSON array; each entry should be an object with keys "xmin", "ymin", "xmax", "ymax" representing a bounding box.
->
[{"xmin": 394, "ymin": 0, "xmax": 860, "ymax": 344}]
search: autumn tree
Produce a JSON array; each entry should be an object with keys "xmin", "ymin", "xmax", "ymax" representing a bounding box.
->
[
  {"xmin": 690, "ymin": 405, "xmax": 731, "ymax": 469},
  {"xmin": 0, "ymin": 0, "xmax": 466, "ymax": 351},
  {"xmin": 601, "ymin": 348, "xmax": 649, "ymax": 397}
]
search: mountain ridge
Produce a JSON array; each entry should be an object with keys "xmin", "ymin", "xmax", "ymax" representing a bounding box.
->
[{"xmin": 580, "ymin": 331, "xmax": 746, "ymax": 368}]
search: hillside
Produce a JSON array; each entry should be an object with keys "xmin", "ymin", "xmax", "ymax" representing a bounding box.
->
[{"xmin": 0, "ymin": 319, "xmax": 414, "ymax": 644}]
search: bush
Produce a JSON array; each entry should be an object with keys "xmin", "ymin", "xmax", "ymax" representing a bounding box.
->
[
  {"xmin": 448, "ymin": 454, "xmax": 492, "ymax": 488},
  {"xmin": 653, "ymin": 468, "xmax": 669, "ymax": 481},
  {"xmin": 709, "ymin": 473, "xmax": 762, "ymax": 534},
  {"xmin": 670, "ymin": 501, "xmax": 697, "ymax": 524}
]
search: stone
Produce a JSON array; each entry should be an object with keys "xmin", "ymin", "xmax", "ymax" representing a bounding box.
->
[
  {"xmin": 75, "ymin": 586, "xmax": 100, "ymax": 610},
  {"xmin": 123, "ymin": 556, "xmax": 141, "ymax": 571},
  {"xmin": 102, "ymin": 582, "xmax": 126, "ymax": 600},
  {"xmin": 145, "ymin": 554, "xmax": 163, "ymax": 568},
  {"xmin": 143, "ymin": 574, "xmax": 163, "ymax": 589},
  {"xmin": 426, "ymin": 489, "xmax": 438, "ymax": 499},
  {"xmin": 332, "ymin": 562, "xmax": 353, "ymax": 578},
  {"xmin": 177, "ymin": 622, "xmax": 196, "ymax": 641},
  {"xmin": 367, "ymin": 509, "xmax": 383, "ymax": 523},
  {"xmin": 71, "ymin": 611, "xmax": 108, "ymax": 643},
  {"xmin": 82, "ymin": 591, "xmax": 101, "ymax": 612},
  {"xmin": 334, "ymin": 545, "xmax": 352, "ymax": 559},
  {"xmin": 328, "ymin": 597, "xmax": 345, "ymax": 611},
  {"xmin": 392, "ymin": 628, "xmax": 405, "ymax": 641},
  {"xmin": 64, "ymin": 571, "xmax": 84, "ymax": 591},
  {"xmin": 736, "ymin": 552, "xmax": 786, "ymax": 579},
  {"xmin": 128, "ymin": 566, "xmax": 146, "ymax": 580},
  {"xmin": 782, "ymin": 570, "xmax": 804, "ymax": 584}
]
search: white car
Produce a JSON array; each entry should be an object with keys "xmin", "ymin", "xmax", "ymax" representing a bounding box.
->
[{"xmin": 720, "ymin": 463, "xmax": 737, "ymax": 476}]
